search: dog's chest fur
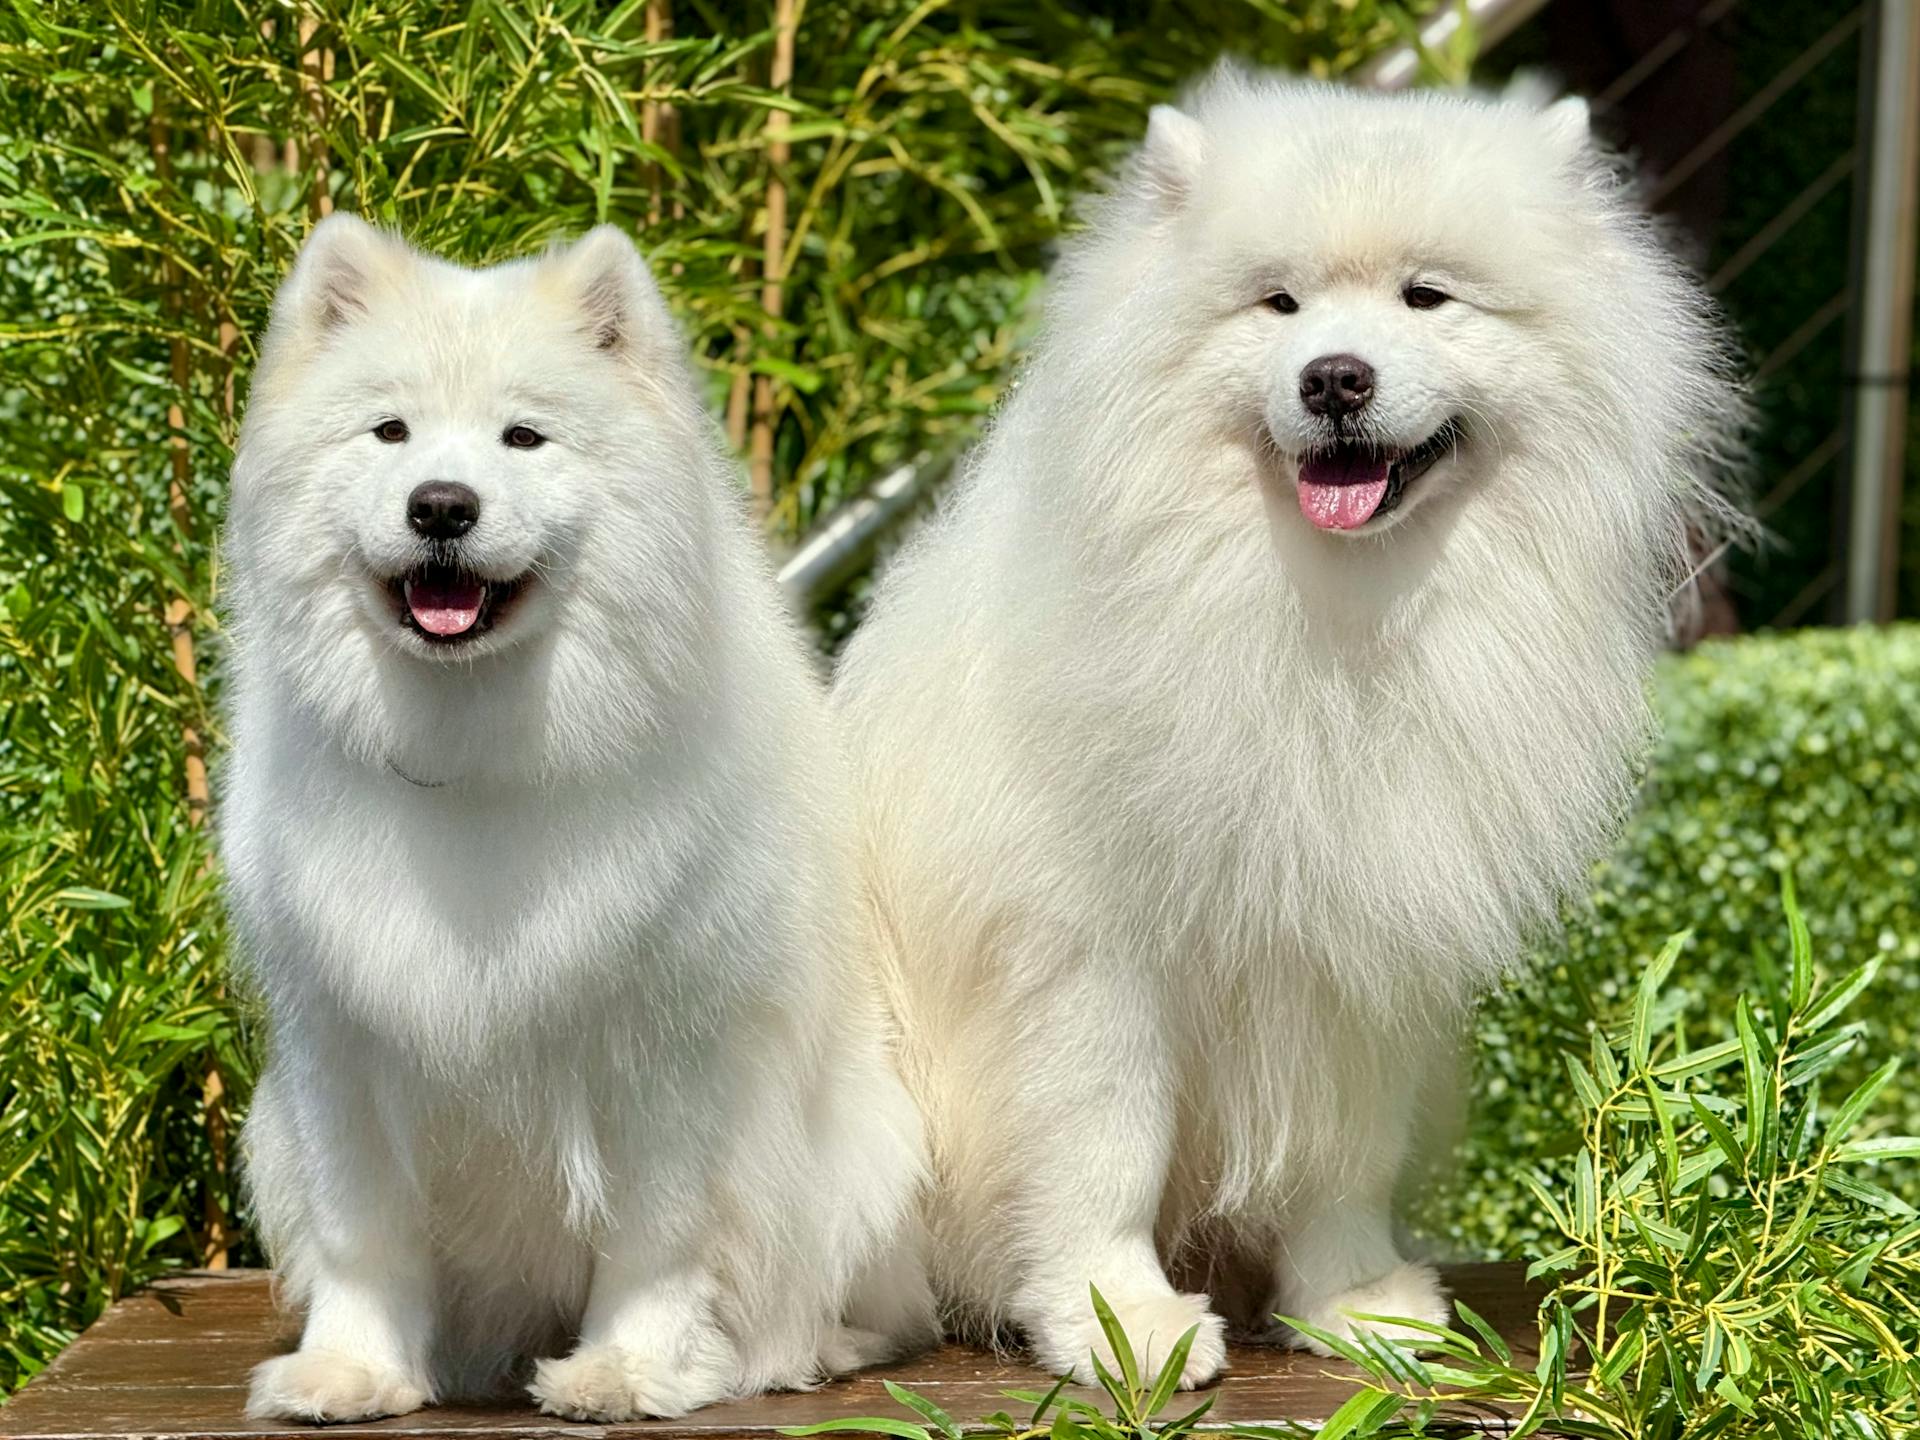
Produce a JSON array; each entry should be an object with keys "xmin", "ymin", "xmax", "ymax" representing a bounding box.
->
[
  {"xmin": 224, "ymin": 728, "xmax": 743, "ymax": 1063},
  {"xmin": 1027, "ymin": 513, "xmax": 1655, "ymax": 1002}
]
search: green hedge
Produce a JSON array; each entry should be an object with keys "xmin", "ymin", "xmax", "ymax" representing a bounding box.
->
[
  {"xmin": 1437, "ymin": 623, "xmax": 1920, "ymax": 1256},
  {"xmin": 871, "ymin": 890, "xmax": 1920, "ymax": 1436}
]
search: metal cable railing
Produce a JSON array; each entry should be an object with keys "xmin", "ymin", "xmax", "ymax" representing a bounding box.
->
[
  {"xmin": 1646, "ymin": 7, "xmax": 1864, "ymax": 207},
  {"xmin": 1755, "ymin": 431, "xmax": 1846, "ymax": 522},
  {"xmin": 1594, "ymin": 0, "xmax": 1741, "ymax": 110},
  {"xmin": 1708, "ymin": 150, "xmax": 1856, "ymax": 293}
]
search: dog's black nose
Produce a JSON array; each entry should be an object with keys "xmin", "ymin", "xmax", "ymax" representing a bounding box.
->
[
  {"xmin": 406, "ymin": 481, "xmax": 480, "ymax": 540},
  {"xmin": 1299, "ymin": 354, "xmax": 1375, "ymax": 418}
]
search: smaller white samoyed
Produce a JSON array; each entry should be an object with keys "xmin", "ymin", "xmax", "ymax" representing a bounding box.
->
[
  {"xmin": 222, "ymin": 217, "xmax": 934, "ymax": 1423},
  {"xmin": 835, "ymin": 72, "xmax": 1744, "ymax": 1388}
]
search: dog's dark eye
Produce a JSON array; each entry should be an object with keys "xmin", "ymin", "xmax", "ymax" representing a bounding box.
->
[
  {"xmin": 503, "ymin": 425, "xmax": 546, "ymax": 450},
  {"xmin": 373, "ymin": 419, "xmax": 409, "ymax": 444},
  {"xmin": 1263, "ymin": 291, "xmax": 1300, "ymax": 315},
  {"xmin": 1404, "ymin": 285, "xmax": 1450, "ymax": 310}
]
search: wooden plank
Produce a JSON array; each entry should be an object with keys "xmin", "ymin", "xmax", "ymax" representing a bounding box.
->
[{"xmin": 0, "ymin": 1264, "xmax": 1542, "ymax": 1438}]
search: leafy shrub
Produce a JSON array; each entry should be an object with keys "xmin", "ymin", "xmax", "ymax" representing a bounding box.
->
[
  {"xmin": 1442, "ymin": 624, "xmax": 1920, "ymax": 1258},
  {"xmin": 1389, "ymin": 893, "xmax": 1919, "ymax": 1438},
  {"xmin": 0, "ymin": 0, "xmax": 1450, "ymax": 542},
  {"xmin": 785, "ymin": 1289, "xmax": 1220, "ymax": 1440},
  {"xmin": 0, "ymin": 464, "xmax": 245, "ymax": 1382},
  {"xmin": 819, "ymin": 892, "xmax": 1920, "ymax": 1438}
]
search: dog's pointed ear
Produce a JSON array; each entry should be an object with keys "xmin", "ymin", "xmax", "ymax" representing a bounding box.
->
[
  {"xmin": 1138, "ymin": 104, "xmax": 1208, "ymax": 209},
  {"xmin": 1540, "ymin": 95, "xmax": 1592, "ymax": 161},
  {"xmin": 280, "ymin": 213, "xmax": 412, "ymax": 336},
  {"xmin": 546, "ymin": 225, "xmax": 674, "ymax": 359}
]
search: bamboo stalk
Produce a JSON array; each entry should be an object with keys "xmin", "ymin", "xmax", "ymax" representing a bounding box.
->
[
  {"xmin": 727, "ymin": 349, "xmax": 753, "ymax": 453},
  {"xmin": 745, "ymin": 0, "xmax": 800, "ymax": 522},
  {"xmin": 200, "ymin": 1066, "xmax": 231, "ymax": 1267},
  {"xmin": 198, "ymin": 309, "xmax": 243, "ymax": 1272},
  {"xmin": 643, "ymin": 0, "xmax": 676, "ymax": 228},
  {"xmin": 148, "ymin": 103, "xmax": 227, "ymax": 1268},
  {"xmin": 145, "ymin": 120, "xmax": 213, "ymax": 835},
  {"xmin": 298, "ymin": 12, "xmax": 334, "ymax": 219},
  {"xmin": 249, "ymin": 19, "xmax": 280, "ymax": 171}
]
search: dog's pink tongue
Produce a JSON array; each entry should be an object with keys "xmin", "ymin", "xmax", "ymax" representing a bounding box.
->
[
  {"xmin": 404, "ymin": 575, "xmax": 485, "ymax": 636},
  {"xmin": 1297, "ymin": 451, "xmax": 1391, "ymax": 531}
]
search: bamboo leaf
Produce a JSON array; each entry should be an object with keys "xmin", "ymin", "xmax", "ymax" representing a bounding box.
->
[
  {"xmin": 1138, "ymin": 1323, "xmax": 1196, "ymax": 1418},
  {"xmin": 1313, "ymin": 1386, "xmax": 1404, "ymax": 1440},
  {"xmin": 1826, "ymin": 1059, "xmax": 1900, "ymax": 1147},
  {"xmin": 882, "ymin": 1383, "xmax": 957, "ymax": 1440},
  {"xmin": 1783, "ymin": 873, "xmax": 1814, "ymax": 1014},
  {"xmin": 1833, "ymin": 1136, "xmax": 1920, "ymax": 1163},
  {"xmin": 1631, "ymin": 929, "xmax": 1688, "ymax": 1066},
  {"xmin": 1452, "ymin": 1299, "xmax": 1512, "ymax": 1366},
  {"xmin": 1803, "ymin": 957, "xmax": 1883, "ymax": 1034},
  {"xmin": 1086, "ymin": 1285, "xmax": 1138, "ymax": 1399}
]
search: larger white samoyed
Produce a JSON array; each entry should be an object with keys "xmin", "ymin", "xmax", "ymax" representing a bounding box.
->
[
  {"xmin": 222, "ymin": 217, "xmax": 934, "ymax": 1422},
  {"xmin": 835, "ymin": 72, "xmax": 1743, "ymax": 1387}
]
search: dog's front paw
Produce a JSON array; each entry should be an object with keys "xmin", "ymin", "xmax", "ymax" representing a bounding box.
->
[
  {"xmin": 820, "ymin": 1323, "xmax": 904, "ymax": 1376},
  {"xmin": 246, "ymin": 1349, "xmax": 429, "ymax": 1422},
  {"xmin": 530, "ymin": 1341, "xmax": 732, "ymax": 1421},
  {"xmin": 1282, "ymin": 1261, "xmax": 1450, "ymax": 1356},
  {"xmin": 1032, "ymin": 1290, "xmax": 1226, "ymax": 1390}
]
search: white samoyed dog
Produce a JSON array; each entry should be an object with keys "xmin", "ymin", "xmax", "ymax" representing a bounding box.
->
[
  {"xmin": 222, "ymin": 216, "xmax": 934, "ymax": 1423},
  {"xmin": 834, "ymin": 71, "xmax": 1743, "ymax": 1387}
]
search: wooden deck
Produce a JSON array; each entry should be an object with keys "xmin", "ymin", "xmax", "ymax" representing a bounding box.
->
[{"xmin": 0, "ymin": 1265, "xmax": 1541, "ymax": 1438}]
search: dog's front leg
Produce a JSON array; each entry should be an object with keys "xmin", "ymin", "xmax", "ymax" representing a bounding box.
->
[
  {"xmin": 246, "ymin": 1045, "xmax": 435, "ymax": 1422},
  {"xmin": 1268, "ymin": 1060, "xmax": 1449, "ymax": 1355},
  {"xmin": 530, "ymin": 1122, "xmax": 739, "ymax": 1420},
  {"xmin": 1004, "ymin": 965, "xmax": 1227, "ymax": 1390},
  {"xmin": 1270, "ymin": 1192, "xmax": 1449, "ymax": 1355}
]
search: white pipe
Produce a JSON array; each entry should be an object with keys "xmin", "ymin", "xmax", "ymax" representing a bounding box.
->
[
  {"xmin": 1844, "ymin": 0, "xmax": 1920, "ymax": 623},
  {"xmin": 1354, "ymin": 0, "xmax": 1553, "ymax": 91},
  {"xmin": 777, "ymin": 458, "xmax": 945, "ymax": 610}
]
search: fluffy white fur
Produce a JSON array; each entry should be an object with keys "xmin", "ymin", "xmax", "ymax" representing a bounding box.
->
[
  {"xmin": 834, "ymin": 72, "xmax": 1743, "ymax": 1387},
  {"xmin": 222, "ymin": 217, "xmax": 935, "ymax": 1422}
]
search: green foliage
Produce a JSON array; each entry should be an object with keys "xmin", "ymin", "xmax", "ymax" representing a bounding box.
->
[
  {"xmin": 781, "ymin": 1285, "xmax": 1218, "ymax": 1440},
  {"xmin": 1445, "ymin": 624, "xmax": 1920, "ymax": 1261},
  {"xmin": 1326, "ymin": 886, "xmax": 1920, "ymax": 1437},
  {"xmin": 817, "ymin": 892, "xmax": 1920, "ymax": 1438},
  {"xmin": 0, "ymin": 0, "xmax": 1447, "ymax": 540},
  {"xmin": 0, "ymin": 480, "xmax": 246, "ymax": 1383}
]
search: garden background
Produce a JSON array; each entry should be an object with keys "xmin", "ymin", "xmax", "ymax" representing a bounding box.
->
[{"xmin": 2, "ymin": 0, "xmax": 1917, "ymax": 1430}]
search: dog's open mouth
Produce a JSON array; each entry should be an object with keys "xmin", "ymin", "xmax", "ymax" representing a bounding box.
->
[
  {"xmin": 388, "ymin": 562, "xmax": 527, "ymax": 645},
  {"xmin": 1296, "ymin": 420, "xmax": 1462, "ymax": 532}
]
